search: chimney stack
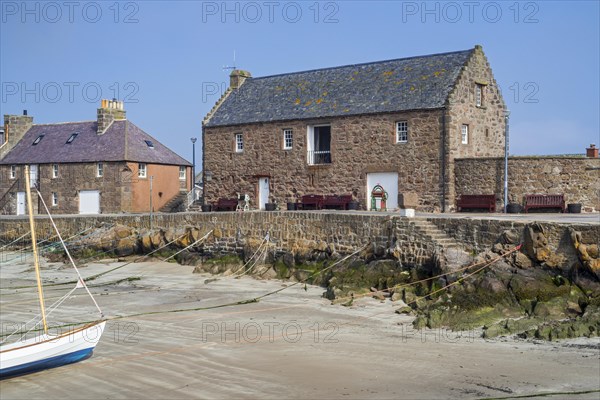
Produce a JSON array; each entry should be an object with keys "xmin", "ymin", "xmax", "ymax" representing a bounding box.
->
[
  {"xmin": 586, "ymin": 144, "xmax": 599, "ymax": 158},
  {"xmin": 230, "ymin": 69, "xmax": 251, "ymax": 89},
  {"xmin": 1, "ymin": 113, "xmax": 34, "ymax": 160},
  {"xmin": 97, "ymin": 98, "xmax": 126, "ymax": 135}
]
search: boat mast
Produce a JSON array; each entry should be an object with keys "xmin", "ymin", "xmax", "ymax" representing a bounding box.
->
[{"xmin": 24, "ymin": 165, "xmax": 48, "ymax": 335}]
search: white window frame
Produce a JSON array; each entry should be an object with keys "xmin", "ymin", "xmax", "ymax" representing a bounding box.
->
[
  {"xmin": 51, "ymin": 192, "xmax": 58, "ymax": 206},
  {"xmin": 461, "ymin": 124, "xmax": 469, "ymax": 144},
  {"xmin": 396, "ymin": 121, "xmax": 408, "ymax": 143},
  {"xmin": 10, "ymin": 165, "xmax": 16, "ymax": 179},
  {"xmin": 179, "ymin": 166, "xmax": 186, "ymax": 180},
  {"xmin": 283, "ymin": 129, "xmax": 293, "ymax": 150},
  {"xmin": 138, "ymin": 163, "xmax": 147, "ymax": 178},
  {"xmin": 475, "ymin": 84, "xmax": 484, "ymax": 107},
  {"xmin": 52, "ymin": 164, "xmax": 59, "ymax": 178},
  {"xmin": 235, "ymin": 133, "xmax": 244, "ymax": 153},
  {"xmin": 97, "ymin": 162, "xmax": 104, "ymax": 178}
]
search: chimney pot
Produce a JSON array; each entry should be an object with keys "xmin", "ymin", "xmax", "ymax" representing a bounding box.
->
[{"xmin": 586, "ymin": 144, "xmax": 599, "ymax": 158}]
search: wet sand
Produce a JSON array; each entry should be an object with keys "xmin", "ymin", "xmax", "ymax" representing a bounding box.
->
[{"xmin": 1, "ymin": 255, "xmax": 599, "ymax": 399}]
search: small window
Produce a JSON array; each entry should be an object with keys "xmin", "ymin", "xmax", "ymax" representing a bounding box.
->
[
  {"xmin": 179, "ymin": 166, "xmax": 186, "ymax": 180},
  {"xmin": 145, "ymin": 140, "xmax": 154, "ymax": 148},
  {"xmin": 51, "ymin": 192, "xmax": 58, "ymax": 207},
  {"xmin": 10, "ymin": 165, "xmax": 16, "ymax": 179},
  {"xmin": 32, "ymin": 135, "xmax": 44, "ymax": 145},
  {"xmin": 283, "ymin": 129, "xmax": 293, "ymax": 150},
  {"xmin": 66, "ymin": 133, "xmax": 78, "ymax": 144},
  {"xmin": 235, "ymin": 133, "xmax": 243, "ymax": 153},
  {"xmin": 461, "ymin": 124, "xmax": 469, "ymax": 144},
  {"xmin": 138, "ymin": 163, "xmax": 147, "ymax": 178},
  {"xmin": 52, "ymin": 164, "xmax": 59, "ymax": 178},
  {"xmin": 396, "ymin": 121, "xmax": 408, "ymax": 143},
  {"xmin": 475, "ymin": 84, "xmax": 485, "ymax": 107},
  {"xmin": 97, "ymin": 162, "xmax": 104, "ymax": 177}
]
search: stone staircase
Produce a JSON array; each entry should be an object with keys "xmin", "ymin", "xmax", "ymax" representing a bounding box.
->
[
  {"xmin": 159, "ymin": 191, "xmax": 188, "ymax": 213},
  {"xmin": 410, "ymin": 218, "xmax": 472, "ymax": 269}
]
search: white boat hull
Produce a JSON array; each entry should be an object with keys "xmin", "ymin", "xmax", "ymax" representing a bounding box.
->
[{"xmin": 0, "ymin": 321, "xmax": 105, "ymax": 379}]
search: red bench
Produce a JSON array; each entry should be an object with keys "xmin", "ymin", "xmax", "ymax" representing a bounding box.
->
[
  {"xmin": 297, "ymin": 194, "xmax": 324, "ymax": 210},
  {"xmin": 524, "ymin": 194, "xmax": 565, "ymax": 213},
  {"xmin": 457, "ymin": 194, "xmax": 496, "ymax": 212},
  {"xmin": 213, "ymin": 198, "xmax": 238, "ymax": 211},
  {"xmin": 322, "ymin": 194, "xmax": 353, "ymax": 210}
]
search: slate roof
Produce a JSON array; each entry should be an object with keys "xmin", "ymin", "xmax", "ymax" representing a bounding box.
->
[
  {"xmin": 0, "ymin": 120, "xmax": 191, "ymax": 166},
  {"xmin": 204, "ymin": 48, "xmax": 474, "ymax": 127}
]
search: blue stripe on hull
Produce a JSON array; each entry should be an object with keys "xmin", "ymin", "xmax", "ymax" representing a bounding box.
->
[{"xmin": 0, "ymin": 347, "xmax": 95, "ymax": 379}]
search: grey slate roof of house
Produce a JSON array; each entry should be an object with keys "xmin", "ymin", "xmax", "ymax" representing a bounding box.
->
[
  {"xmin": 0, "ymin": 120, "xmax": 191, "ymax": 166},
  {"xmin": 205, "ymin": 48, "xmax": 474, "ymax": 127}
]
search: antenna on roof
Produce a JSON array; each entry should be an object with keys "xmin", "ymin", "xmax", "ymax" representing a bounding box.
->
[{"xmin": 223, "ymin": 50, "xmax": 236, "ymax": 72}]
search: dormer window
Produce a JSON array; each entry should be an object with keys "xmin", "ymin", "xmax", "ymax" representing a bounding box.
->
[
  {"xmin": 145, "ymin": 140, "xmax": 154, "ymax": 149},
  {"xmin": 32, "ymin": 135, "xmax": 44, "ymax": 145},
  {"xmin": 66, "ymin": 133, "xmax": 78, "ymax": 144}
]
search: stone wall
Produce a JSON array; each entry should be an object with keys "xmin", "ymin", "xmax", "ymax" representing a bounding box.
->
[
  {"xmin": 445, "ymin": 45, "xmax": 507, "ymax": 209},
  {"xmin": 455, "ymin": 157, "xmax": 600, "ymax": 211},
  {"xmin": 1, "ymin": 212, "xmax": 596, "ymax": 267},
  {"xmin": 204, "ymin": 110, "xmax": 445, "ymax": 211}
]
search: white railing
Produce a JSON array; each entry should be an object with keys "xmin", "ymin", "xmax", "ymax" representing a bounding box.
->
[{"xmin": 307, "ymin": 150, "xmax": 331, "ymax": 165}]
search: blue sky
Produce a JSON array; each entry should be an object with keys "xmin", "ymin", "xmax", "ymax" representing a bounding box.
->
[{"xmin": 1, "ymin": 0, "xmax": 599, "ymax": 164}]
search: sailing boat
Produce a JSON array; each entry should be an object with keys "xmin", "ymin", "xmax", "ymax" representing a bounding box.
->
[{"xmin": 0, "ymin": 166, "xmax": 105, "ymax": 378}]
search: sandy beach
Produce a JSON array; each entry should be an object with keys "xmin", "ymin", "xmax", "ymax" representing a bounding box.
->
[{"xmin": 1, "ymin": 254, "xmax": 599, "ymax": 399}]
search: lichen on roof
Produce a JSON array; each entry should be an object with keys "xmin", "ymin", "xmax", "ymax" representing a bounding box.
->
[{"xmin": 205, "ymin": 48, "xmax": 474, "ymax": 127}]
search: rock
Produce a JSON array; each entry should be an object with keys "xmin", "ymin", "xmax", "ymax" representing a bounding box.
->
[
  {"xmin": 498, "ymin": 229, "xmax": 520, "ymax": 245},
  {"xmin": 566, "ymin": 301, "xmax": 582, "ymax": 315},
  {"xmin": 513, "ymin": 251, "xmax": 533, "ymax": 269},
  {"xmin": 114, "ymin": 224, "xmax": 132, "ymax": 239},
  {"xmin": 115, "ymin": 237, "xmax": 137, "ymax": 257},
  {"xmin": 391, "ymin": 292, "xmax": 403, "ymax": 302},
  {"xmin": 395, "ymin": 306, "xmax": 413, "ymax": 315},
  {"xmin": 523, "ymin": 223, "xmax": 552, "ymax": 263}
]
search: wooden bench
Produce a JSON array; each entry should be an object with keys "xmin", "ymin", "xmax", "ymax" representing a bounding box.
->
[
  {"xmin": 322, "ymin": 194, "xmax": 353, "ymax": 210},
  {"xmin": 297, "ymin": 194, "xmax": 324, "ymax": 210},
  {"xmin": 213, "ymin": 198, "xmax": 238, "ymax": 211},
  {"xmin": 524, "ymin": 194, "xmax": 565, "ymax": 213},
  {"xmin": 456, "ymin": 194, "xmax": 496, "ymax": 212}
]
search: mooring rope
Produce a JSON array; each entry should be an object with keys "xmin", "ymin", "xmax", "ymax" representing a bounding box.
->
[{"xmin": 0, "ymin": 243, "xmax": 521, "ymax": 339}]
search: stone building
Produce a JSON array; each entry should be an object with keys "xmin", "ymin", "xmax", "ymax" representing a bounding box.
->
[
  {"xmin": 202, "ymin": 45, "xmax": 507, "ymax": 211},
  {"xmin": 0, "ymin": 100, "xmax": 192, "ymax": 215}
]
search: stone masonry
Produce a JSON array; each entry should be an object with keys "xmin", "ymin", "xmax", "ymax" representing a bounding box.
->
[
  {"xmin": 455, "ymin": 156, "xmax": 600, "ymax": 211},
  {"xmin": 203, "ymin": 46, "xmax": 506, "ymax": 212}
]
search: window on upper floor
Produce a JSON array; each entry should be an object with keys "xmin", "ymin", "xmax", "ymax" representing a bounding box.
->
[
  {"xmin": 307, "ymin": 125, "xmax": 331, "ymax": 165},
  {"xmin": 283, "ymin": 129, "xmax": 293, "ymax": 150},
  {"xmin": 10, "ymin": 165, "xmax": 16, "ymax": 179},
  {"xmin": 138, "ymin": 163, "xmax": 147, "ymax": 178},
  {"xmin": 97, "ymin": 162, "xmax": 104, "ymax": 178},
  {"xmin": 32, "ymin": 135, "xmax": 44, "ymax": 145},
  {"xmin": 51, "ymin": 192, "xmax": 58, "ymax": 207},
  {"xmin": 475, "ymin": 84, "xmax": 485, "ymax": 107},
  {"xmin": 461, "ymin": 124, "xmax": 469, "ymax": 144},
  {"xmin": 66, "ymin": 133, "xmax": 78, "ymax": 144},
  {"xmin": 396, "ymin": 121, "xmax": 408, "ymax": 143},
  {"xmin": 179, "ymin": 166, "xmax": 186, "ymax": 180},
  {"xmin": 235, "ymin": 133, "xmax": 244, "ymax": 153},
  {"xmin": 52, "ymin": 164, "xmax": 59, "ymax": 178}
]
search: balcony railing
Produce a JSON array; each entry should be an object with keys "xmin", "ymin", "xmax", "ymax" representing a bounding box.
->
[{"xmin": 307, "ymin": 150, "xmax": 331, "ymax": 165}]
